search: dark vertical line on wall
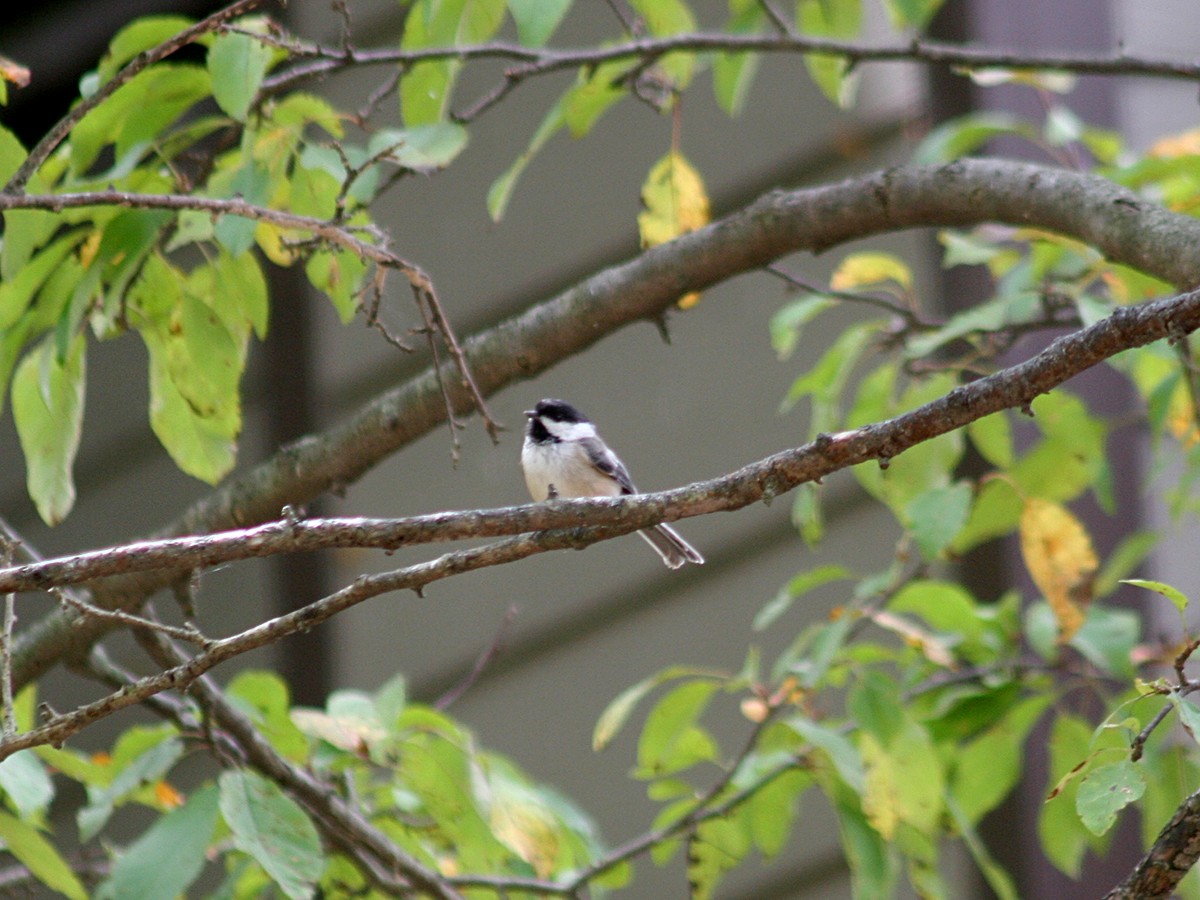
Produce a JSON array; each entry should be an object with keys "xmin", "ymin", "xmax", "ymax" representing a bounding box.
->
[
  {"xmin": 928, "ymin": 2, "xmax": 1141, "ymax": 898},
  {"xmin": 262, "ymin": 263, "xmax": 334, "ymax": 705}
]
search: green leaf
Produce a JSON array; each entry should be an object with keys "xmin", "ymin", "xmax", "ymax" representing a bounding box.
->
[
  {"xmin": 592, "ymin": 665, "xmax": 720, "ymax": 750},
  {"xmin": 400, "ymin": 0, "xmax": 506, "ymax": 125},
  {"xmin": 797, "ymin": 0, "xmax": 862, "ymax": 106},
  {"xmin": 368, "ymin": 123, "xmax": 469, "ymax": 171},
  {"xmin": 305, "ymin": 247, "xmax": 367, "ymax": 323},
  {"xmin": 12, "ymin": 335, "xmax": 86, "ymax": 524},
  {"xmin": 0, "ymin": 234, "xmax": 82, "ymax": 330},
  {"xmin": 0, "ymin": 122, "xmax": 26, "ymax": 186},
  {"xmin": 97, "ymin": 785, "xmax": 219, "ymax": 900},
  {"xmin": 829, "ymin": 779, "xmax": 897, "ymax": 898},
  {"xmin": 782, "ymin": 319, "xmax": 878, "ymax": 424},
  {"xmin": 219, "ymin": 770, "xmax": 324, "ymax": 900},
  {"xmin": 754, "ymin": 563, "xmax": 852, "ymax": 631},
  {"xmin": 913, "ymin": 112, "xmax": 1036, "ymax": 164},
  {"xmin": 1121, "ymin": 577, "xmax": 1187, "ymax": 614},
  {"xmin": 889, "ymin": 579, "xmax": 985, "ymax": 644},
  {"xmin": 488, "ymin": 95, "xmax": 566, "ymax": 221},
  {"xmin": 0, "ymin": 750, "xmax": 54, "ymax": 820},
  {"xmin": 508, "ymin": 0, "xmax": 571, "ymax": 46},
  {"xmin": 774, "ymin": 614, "xmax": 852, "ymax": 689},
  {"xmin": 951, "ymin": 477, "xmax": 1022, "ymax": 554},
  {"xmin": 214, "ymin": 161, "xmax": 270, "ymax": 256},
  {"xmin": 967, "ymin": 411, "xmax": 1013, "ymax": 468},
  {"xmin": 0, "ymin": 810, "xmax": 86, "ymax": 900},
  {"xmin": 227, "ymin": 671, "xmax": 308, "ymax": 763},
  {"xmin": 208, "ymin": 25, "xmax": 274, "ymax": 120},
  {"xmin": 883, "ymin": 0, "xmax": 945, "ymax": 28},
  {"xmin": 98, "ymin": 16, "xmax": 195, "ymax": 85},
  {"xmin": 636, "ymin": 679, "xmax": 721, "ymax": 778},
  {"xmin": 1040, "ymin": 714, "xmax": 1108, "ymax": 876},
  {"xmin": 1068, "ymin": 606, "xmax": 1139, "ymax": 680},
  {"xmin": 950, "ymin": 696, "xmax": 1050, "ymax": 824},
  {"xmin": 688, "ymin": 815, "xmax": 750, "ymax": 900},
  {"xmin": 71, "ymin": 64, "xmax": 211, "ymax": 174},
  {"xmin": 787, "ymin": 716, "xmax": 865, "ymax": 792},
  {"xmin": 1075, "ymin": 760, "xmax": 1145, "ymax": 836},
  {"xmin": 564, "ymin": 58, "xmax": 638, "ymax": 137},
  {"xmin": 745, "ymin": 769, "xmax": 808, "ymax": 858},
  {"xmin": 790, "ymin": 481, "xmax": 825, "ymax": 546},
  {"xmin": 80, "ymin": 731, "xmax": 183, "ymax": 842},
  {"xmin": 713, "ymin": 3, "xmax": 765, "ymax": 115},
  {"xmin": 1168, "ymin": 701, "xmax": 1200, "ymax": 764},
  {"xmin": 848, "ymin": 670, "xmax": 905, "ymax": 744},
  {"xmin": 143, "ymin": 329, "xmax": 237, "ymax": 483},
  {"xmin": 769, "ymin": 294, "xmax": 836, "ymax": 360},
  {"xmin": 1012, "ymin": 392, "xmax": 1108, "ymax": 504},
  {"xmin": 906, "ymin": 481, "xmax": 973, "ymax": 560},
  {"xmin": 859, "ymin": 718, "xmax": 944, "ymax": 839}
]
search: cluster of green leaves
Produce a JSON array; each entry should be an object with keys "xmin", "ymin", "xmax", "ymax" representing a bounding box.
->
[
  {"xmin": 0, "ymin": 13, "xmax": 473, "ymax": 524},
  {"xmin": 0, "ymin": 673, "xmax": 615, "ymax": 899},
  {"xmin": 741, "ymin": 78, "xmax": 1200, "ymax": 895},
  {"xmin": 0, "ymin": 0, "xmax": 957, "ymax": 525}
]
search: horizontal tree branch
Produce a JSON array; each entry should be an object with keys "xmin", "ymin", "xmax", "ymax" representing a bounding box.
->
[
  {"xmin": 13, "ymin": 158, "xmax": 1200, "ymax": 688},
  {"xmin": 0, "ymin": 267, "xmax": 1196, "ymax": 592},
  {"xmin": 262, "ymin": 30, "xmax": 1200, "ymax": 103}
]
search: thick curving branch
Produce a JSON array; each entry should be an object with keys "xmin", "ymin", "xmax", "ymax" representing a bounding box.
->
[{"xmin": 13, "ymin": 158, "xmax": 1200, "ymax": 687}]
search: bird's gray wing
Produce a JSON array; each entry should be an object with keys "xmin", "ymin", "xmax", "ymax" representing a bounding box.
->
[{"xmin": 579, "ymin": 436, "xmax": 638, "ymax": 494}]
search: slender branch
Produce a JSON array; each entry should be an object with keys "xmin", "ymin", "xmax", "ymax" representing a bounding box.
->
[
  {"xmin": 260, "ymin": 32, "xmax": 1200, "ymax": 107},
  {"xmin": 0, "ymin": 532, "xmax": 555, "ymax": 759},
  {"xmin": 13, "ymin": 159, "xmax": 1200, "ymax": 690},
  {"xmin": 4, "ymin": 284, "xmax": 1200, "ymax": 598},
  {"xmin": 3, "ymin": 0, "xmax": 269, "ymax": 194}
]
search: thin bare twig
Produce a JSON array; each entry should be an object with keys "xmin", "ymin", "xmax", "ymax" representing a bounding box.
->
[{"xmin": 435, "ymin": 605, "xmax": 517, "ymax": 709}]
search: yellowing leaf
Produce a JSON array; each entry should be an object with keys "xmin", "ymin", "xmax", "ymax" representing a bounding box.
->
[
  {"xmin": 1149, "ymin": 127, "xmax": 1200, "ymax": 158},
  {"xmin": 0, "ymin": 55, "xmax": 31, "ymax": 88},
  {"xmin": 1019, "ymin": 498, "xmax": 1097, "ymax": 642},
  {"xmin": 1166, "ymin": 383, "xmax": 1200, "ymax": 447},
  {"xmin": 637, "ymin": 150, "xmax": 710, "ymax": 308},
  {"xmin": 154, "ymin": 780, "xmax": 185, "ymax": 809},
  {"xmin": 830, "ymin": 252, "xmax": 912, "ymax": 292},
  {"xmin": 489, "ymin": 787, "xmax": 561, "ymax": 877},
  {"xmin": 254, "ymin": 221, "xmax": 301, "ymax": 266}
]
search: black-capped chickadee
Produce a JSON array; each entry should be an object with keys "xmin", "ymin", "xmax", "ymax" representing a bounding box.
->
[{"xmin": 521, "ymin": 398, "xmax": 704, "ymax": 569}]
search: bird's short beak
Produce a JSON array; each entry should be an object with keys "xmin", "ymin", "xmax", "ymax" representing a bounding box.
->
[{"xmin": 524, "ymin": 410, "xmax": 535, "ymax": 418}]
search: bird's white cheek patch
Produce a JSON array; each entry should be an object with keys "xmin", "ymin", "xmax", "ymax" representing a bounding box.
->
[{"xmin": 543, "ymin": 420, "xmax": 597, "ymax": 442}]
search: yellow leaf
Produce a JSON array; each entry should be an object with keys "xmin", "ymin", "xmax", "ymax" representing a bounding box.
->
[
  {"xmin": 829, "ymin": 252, "xmax": 912, "ymax": 292},
  {"xmin": 1150, "ymin": 127, "xmax": 1200, "ymax": 158},
  {"xmin": 637, "ymin": 150, "xmax": 710, "ymax": 309},
  {"xmin": 1166, "ymin": 383, "xmax": 1200, "ymax": 448},
  {"xmin": 0, "ymin": 55, "xmax": 30, "ymax": 88},
  {"xmin": 78, "ymin": 232, "xmax": 102, "ymax": 270},
  {"xmin": 1019, "ymin": 498, "xmax": 1097, "ymax": 642},
  {"xmin": 489, "ymin": 787, "xmax": 561, "ymax": 877},
  {"xmin": 154, "ymin": 780, "xmax": 185, "ymax": 809},
  {"xmin": 255, "ymin": 221, "xmax": 300, "ymax": 265}
]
